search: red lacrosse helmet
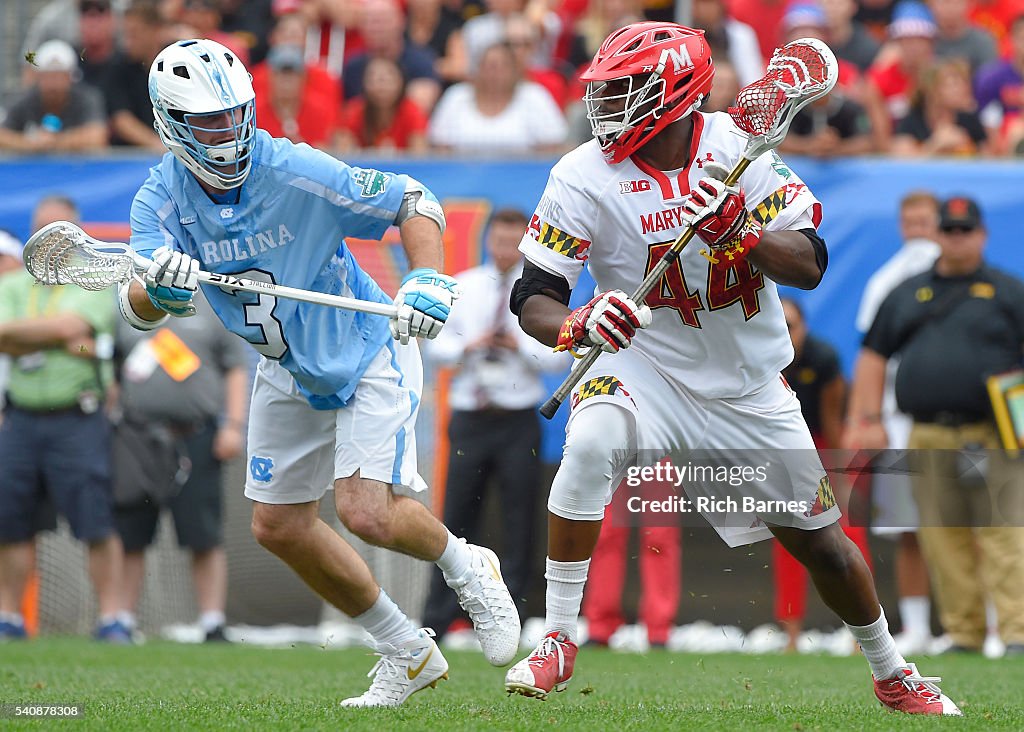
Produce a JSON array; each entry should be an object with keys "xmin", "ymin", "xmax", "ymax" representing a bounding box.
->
[{"xmin": 580, "ymin": 22, "xmax": 715, "ymax": 164}]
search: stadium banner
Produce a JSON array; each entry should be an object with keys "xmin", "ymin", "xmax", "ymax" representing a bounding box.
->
[{"xmin": 2, "ymin": 155, "xmax": 1024, "ymax": 467}]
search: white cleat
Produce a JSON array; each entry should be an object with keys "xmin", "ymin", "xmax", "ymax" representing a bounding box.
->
[
  {"xmin": 446, "ymin": 543, "xmax": 521, "ymax": 666},
  {"xmin": 340, "ymin": 629, "xmax": 449, "ymax": 708}
]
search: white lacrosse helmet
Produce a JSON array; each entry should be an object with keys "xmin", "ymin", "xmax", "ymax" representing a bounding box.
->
[{"xmin": 149, "ymin": 39, "xmax": 256, "ymax": 189}]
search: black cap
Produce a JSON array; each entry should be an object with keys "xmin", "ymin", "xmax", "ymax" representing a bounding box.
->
[{"xmin": 939, "ymin": 196, "xmax": 982, "ymax": 231}]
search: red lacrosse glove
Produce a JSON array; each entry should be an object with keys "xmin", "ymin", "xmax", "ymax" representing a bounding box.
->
[
  {"xmin": 682, "ymin": 168, "xmax": 762, "ymax": 260},
  {"xmin": 555, "ymin": 290, "xmax": 652, "ymax": 356}
]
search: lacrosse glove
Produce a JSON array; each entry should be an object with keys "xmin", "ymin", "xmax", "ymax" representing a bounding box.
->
[
  {"xmin": 390, "ymin": 267, "xmax": 460, "ymax": 344},
  {"xmin": 144, "ymin": 245, "xmax": 198, "ymax": 317},
  {"xmin": 555, "ymin": 289, "xmax": 652, "ymax": 356},
  {"xmin": 682, "ymin": 162, "xmax": 762, "ymax": 262}
]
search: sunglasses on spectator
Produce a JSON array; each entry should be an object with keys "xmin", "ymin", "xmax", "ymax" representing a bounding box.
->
[
  {"xmin": 940, "ymin": 225, "xmax": 977, "ymax": 234},
  {"xmin": 80, "ymin": 0, "xmax": 111, "ymax": 12}
]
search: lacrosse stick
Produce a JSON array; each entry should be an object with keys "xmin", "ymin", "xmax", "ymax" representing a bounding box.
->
[
  {"xmin": 540, "ymin": 37, "xmax": 838, "ymax": 419},
  {"xmin": 22, "ymin": 220, "xmax": 398, "ymax": 317}
]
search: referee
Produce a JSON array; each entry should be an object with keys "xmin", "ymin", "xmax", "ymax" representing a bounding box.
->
[{"xmin": 849, "ymin": 195, "xmax": 1024, "ymax": 655}]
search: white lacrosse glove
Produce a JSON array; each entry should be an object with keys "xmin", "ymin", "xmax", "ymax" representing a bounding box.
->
[
  {"xmin": 144, "ymin": 245, "xmax": 199, "ymax": 317},
  {"xmin": 555, "ymin": 289, "xmax": 652, "ymax": 356},
  {"xmin": 390, "ymin": 268, "xmax": 460, "ymax": 344},
  {"xmin": 682, "ymin": 161, "xmax": 762, "ymax": 260}
]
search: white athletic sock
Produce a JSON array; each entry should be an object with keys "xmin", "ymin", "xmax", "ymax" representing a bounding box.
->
[
  {"xmin": 0, "ymin": 611, "xmax": 24, "ymax": 626},
  {"xmin": 544, "ymin": 557, "xmax": 591, "ymax": 644},
  {"xmin": 118, "ymin": 611, "xmax": 138, "ymax": 631},
  {"xmin": 898, "ymin": 596, "xmax": 930, "ymax": 638},
  {"xmin": 436, "ymin": 530, "xmax": 473, "ymax": 583},
  {"xmin": 199, "ymin": 610, "xmax": 226, "ymax": 633},
  {"xmin": 353, "ymin": 589, "xmax": 421, "ymax": 648},
  {"xmin": 986, "ymin": 601, "xmax": 999, "ymax": 634},
  {"xmin": 847, "ymin": 607, "xmax": 907, "ymax": 680}
]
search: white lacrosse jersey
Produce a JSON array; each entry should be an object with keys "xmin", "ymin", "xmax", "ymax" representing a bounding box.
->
[
  {"xmin": 520, "ymin": 111, "xmax": 823, "ymax": 399},
  {"xmin": 130, "ymin": 129, "xmax": 407, "ymax": 410}
]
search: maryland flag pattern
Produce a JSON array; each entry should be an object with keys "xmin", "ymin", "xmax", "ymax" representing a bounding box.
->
[
  {"xmin": 539, "ymin": 221, "xmax": 591, "ymax": 260},
  {"xmin": 571, "ymin": 375, "xmax": 624, "ymax": 408},
  {"xmin": 751, "ymin": 187, "xmax": 788, "ymax": 226},
  {"xmin": 808, "ymin": 475, "xmax": 837, "ymax": 516}
]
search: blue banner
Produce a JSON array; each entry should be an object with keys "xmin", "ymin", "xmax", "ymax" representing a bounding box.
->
[{"xmin": 2, "ymin": 153, "xmax": 1022, "ymax": 460}]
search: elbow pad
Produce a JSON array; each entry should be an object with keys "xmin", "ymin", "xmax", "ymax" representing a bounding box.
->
[
  {"xmin": 510, "ymin": 261, "xmax": 571, "ymax": 317},
  {"xmin": 799, "ymin": 228, "xmax": 828, "ymax": 279},
  {"xmin": 395, "ymin": 176, "xmax": 446, "ymax": 234},
  {"xmin": 118, "ymin": 280, "xmax": 168, "ymax": 331}
]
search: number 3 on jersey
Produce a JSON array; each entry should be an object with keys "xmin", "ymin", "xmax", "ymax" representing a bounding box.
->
[
  {"xmin": 643, "ymin": 240, "xmax": 764, "ymax": 328},
  {"xmin": 232, "ymin": 269, "xmax": 288, "ymax": 359}
]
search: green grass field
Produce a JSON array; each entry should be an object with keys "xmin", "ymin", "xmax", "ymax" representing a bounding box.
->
[{"xmin": 1, "ymin": 639, "xmax": 1021, "ymax": 730}]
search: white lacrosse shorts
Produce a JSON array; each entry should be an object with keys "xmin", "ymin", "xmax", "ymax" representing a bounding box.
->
[
  {"xmin": 563, "ymin": 346, "xmax": 841, "ymax": 547},
  {"xmin": 244, "ymin": 340, "xmax": 426, "ymax": 504}
]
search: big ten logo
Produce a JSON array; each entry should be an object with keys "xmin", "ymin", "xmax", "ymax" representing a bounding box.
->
[
  {"xmin": 619, "ymin": 179, "xmax": 652, "ymax": 194},
  {"xmin": 347, "ymin": 199, "xmax": 493, "ymax": 295}
]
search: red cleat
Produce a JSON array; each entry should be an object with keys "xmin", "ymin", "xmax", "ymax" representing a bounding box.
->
[
  {"xmin": 505, "ymin": 631, "xmax": 578, "ymax": 699},
  {"xmin": 874, "ymin": 663, "xmax": 962, "ymax": 716}
]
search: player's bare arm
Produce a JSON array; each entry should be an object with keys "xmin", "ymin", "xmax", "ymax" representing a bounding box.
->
[
  {"xmin": 397, "ymin": 214, "xmax": 445, "ymax": 272},
  {"xmin": 842, "ymin": 346, "xmax": 889, "ymax": 450},
  {"xmin": 518, "ymin": 282, "xmax": 571, "ymax": 347},
  {"xmin": 513, "ymin": 262, "xmax": 650, "ymax": 355},
  {"xmin": 125, "ymin": 279, "xmax": 165, "ymax": 322},
  {"xmin": 748, "ymin": 229, "xmax": 825, "ymax": 289}
]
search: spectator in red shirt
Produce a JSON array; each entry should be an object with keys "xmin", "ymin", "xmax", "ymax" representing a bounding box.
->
[
  {"xmin": 863, "ymin": 1, "xmax": 937, "ymax": 151},
  {"xmin": 728, "ymin": 0, "xmax": 788, "ymax": 59},
  {"xmin": 250, "ymin": 11, "xmax": 341, "ymax": 115},
  {"xmin": 970, "ymin": 0, "xmax": 1024, "ymax": 57},
  {"xmin": 337, "ymin": 57, "xmax": 429, "ymax": 152},
  {"xmin": 254, "ymin": 44, "xmax": 341, "ymax": 148}
]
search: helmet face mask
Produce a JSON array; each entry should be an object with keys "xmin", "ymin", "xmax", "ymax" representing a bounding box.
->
[
  {"xmin": 584, "ymin": 74, "xmax": 666, "ymax": 152},
  {"xmin": 150, "ymin": 39, "xmax": 256, "ymax": 190},
  {"xmin": 580, "ymin": 22, "xmax": 715, "ymax": 164}
]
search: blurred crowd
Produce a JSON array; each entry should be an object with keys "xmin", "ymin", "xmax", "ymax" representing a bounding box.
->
[{"xmin": 5, "ymin": 0, "xmax": 1024, "ymax": 157}]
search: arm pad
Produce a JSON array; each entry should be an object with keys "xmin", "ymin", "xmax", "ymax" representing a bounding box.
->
[
  {"xmin": 510, "ymin": 260, "xmax": 571, "ymax": 317},
  {"xmin": 800, "ymin": 227, "xmax": 828, "ymax": 281},
  {"xmin": 395, "ymin": 176, "xmax": 446, "ymax": 234}
]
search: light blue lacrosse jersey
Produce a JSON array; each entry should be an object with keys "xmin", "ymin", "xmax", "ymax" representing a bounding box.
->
[{"xmin": 130, "ymin": 130, "xmax": 407, "ymax": 409}]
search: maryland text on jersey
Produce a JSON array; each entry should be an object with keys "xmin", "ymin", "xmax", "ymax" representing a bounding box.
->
[{"xmin": 638, "ymin": 183, "xmax": 808, "ymax": 236}]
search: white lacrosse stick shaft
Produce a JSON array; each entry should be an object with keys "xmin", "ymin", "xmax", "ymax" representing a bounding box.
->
[{"xmin": 24, "ymin": 221, "xmax": 398, "ymax": 318}]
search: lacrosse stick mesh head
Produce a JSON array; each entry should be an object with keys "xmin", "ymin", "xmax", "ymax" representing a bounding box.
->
[
  {"xmin": 23, "ymin": 221, "xmax": 134, "ymax": 291},
  {"xmin": 728, "ymin": 38, "xmax": 838, "ymax": 139}
]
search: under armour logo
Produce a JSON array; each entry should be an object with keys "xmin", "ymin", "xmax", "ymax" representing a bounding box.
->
[
  {"xmin": 695, "ymin": 153, "xmax": 714, "ymax": 168},
  {"xmin": 220, "ymin": 208, "xmax": 234, "ymax": 219},
  {"xmin": 249, "ymin": 456, "xmax": 274, "ymax": 483}
]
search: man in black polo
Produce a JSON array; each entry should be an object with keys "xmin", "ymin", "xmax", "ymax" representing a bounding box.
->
[{"xmin": 852, "ymin": 195, "xmax": 1024, "ymax": 655}]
